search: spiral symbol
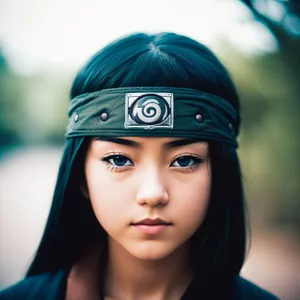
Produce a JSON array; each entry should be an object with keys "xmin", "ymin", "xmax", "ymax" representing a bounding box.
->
[{"xmin": 131, "ymin": 94, "xmax": 169, "ymax": 125}]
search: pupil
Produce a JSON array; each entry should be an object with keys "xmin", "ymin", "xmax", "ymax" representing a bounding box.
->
[
  {"xmin": 177, "ymin": 156, "xmax": 190, "ymax": 167},
  {"xmin": 113, "ymin": 156, "xmax": 127, "ymax": 166}
]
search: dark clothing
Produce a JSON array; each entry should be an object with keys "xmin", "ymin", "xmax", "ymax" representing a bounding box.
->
[{"xmin": 0, "ymin": 269, "xmax": 280, "ymax": 300}]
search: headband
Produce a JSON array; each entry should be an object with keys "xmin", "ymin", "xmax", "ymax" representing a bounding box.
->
[{"xmin": 66, "ymin": 87, "xmax": 238, "ymax": 148}]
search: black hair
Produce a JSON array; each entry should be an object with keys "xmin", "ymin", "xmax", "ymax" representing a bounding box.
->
[{"xmin": 26, "ymin": 32, "xmax": 246, "ymax": 292}]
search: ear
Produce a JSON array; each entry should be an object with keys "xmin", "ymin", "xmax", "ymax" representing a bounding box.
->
[{"xmin": 80, "ymin": 182, "xmax": 90, "ymax": 199}]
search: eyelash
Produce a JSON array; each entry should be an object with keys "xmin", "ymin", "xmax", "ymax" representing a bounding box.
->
[{"xmin": 101, "ymin": 153, "xmax": 203, "ymax": 173}]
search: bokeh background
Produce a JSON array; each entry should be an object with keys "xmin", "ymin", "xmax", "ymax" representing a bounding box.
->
[{"xmin": 0, "ymin": 0, "xmax": 299, "ymax": 299}]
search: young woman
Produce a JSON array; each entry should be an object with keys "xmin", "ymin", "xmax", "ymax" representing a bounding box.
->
[{"xmin": 0, "ymin": 32, "xmax": 280, "ymax": 300}]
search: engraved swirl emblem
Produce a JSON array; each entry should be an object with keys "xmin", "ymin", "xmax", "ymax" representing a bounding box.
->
[{"xmin": 130, "ymin": 94, "xmax": 169, "ymax": 125}]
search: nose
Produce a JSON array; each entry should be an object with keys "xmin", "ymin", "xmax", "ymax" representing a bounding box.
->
[{"xmin": 136, "ymin": 168, "xmax": 169, "ymax": 207}]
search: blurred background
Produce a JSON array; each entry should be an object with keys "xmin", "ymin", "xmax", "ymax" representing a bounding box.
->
[{"xmin": 0, "ymin": 0, "xmax": 299, "ymax": 299}]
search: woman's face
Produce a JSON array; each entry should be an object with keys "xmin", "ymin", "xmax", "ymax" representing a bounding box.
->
[{"xmin": 84, "ymin": 137, "xmax": 211, "ymax": 260}]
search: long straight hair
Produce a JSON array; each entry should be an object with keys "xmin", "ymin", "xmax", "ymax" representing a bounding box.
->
[{"xmin": 26, "ymin": 32, "xmax": 246, "ymax": 289}]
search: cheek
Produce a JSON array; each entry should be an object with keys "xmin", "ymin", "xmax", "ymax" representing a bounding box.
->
[
  {"xmin": 85, "ymin": 166, "xmax": 133, "ymax": 230},
  {"xmin": 171, "ymin": 171, "xmax": 211, "ymax": 230}
]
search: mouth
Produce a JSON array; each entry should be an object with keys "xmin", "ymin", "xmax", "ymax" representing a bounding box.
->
[
  {"xmin": 132, "ymin": 224, "xmax": 171, "ymax": 235},
  {"xmin": 131, "ymin": 218, "xmax": 172, "ymax": 235},
  {"xmin": 132, "ymin": 218, "xmax": 172, "ymax": 226}
]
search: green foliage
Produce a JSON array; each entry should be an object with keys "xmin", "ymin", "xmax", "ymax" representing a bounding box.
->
[
  {"xmin": 0, "ymin": 51, "xmax": 72, "ymax": 149},
  {"xmin": 219, "ymin": 42, "xmax": 300, "ymax": 234},
  {"xmin": 0, "ymin": 52, "xmax": 22, "ymax": 148}
]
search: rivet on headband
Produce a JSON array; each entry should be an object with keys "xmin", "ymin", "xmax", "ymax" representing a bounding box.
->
[{"xmin": 66, "ymin": 87, "xmax": 239, "ymax": 148}]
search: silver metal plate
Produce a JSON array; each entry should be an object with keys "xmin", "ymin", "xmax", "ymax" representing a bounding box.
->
[{"xmin": 124, "ymin": 92, "xmax": 174, "ymax": 130}]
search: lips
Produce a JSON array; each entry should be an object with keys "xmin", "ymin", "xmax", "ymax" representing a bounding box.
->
[
  {"xmin": 133, "ymin": 218, "xmax": 171, "ymax": 226},
  {"xmin": 134, "ymin": 224, "xmax": 169, "ymax": 235}
]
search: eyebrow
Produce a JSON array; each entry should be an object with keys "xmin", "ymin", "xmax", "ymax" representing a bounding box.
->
[
  {"xmin": 94, "ymin": 137, "xmax": 141, "ymax": 148},
  {"xmin": 165, "ymin": 138, "xmax": 202, "ymax": 149},
  {"xmin": 94, "ymin": 137, "xmax": 202, "ymax": 149}
]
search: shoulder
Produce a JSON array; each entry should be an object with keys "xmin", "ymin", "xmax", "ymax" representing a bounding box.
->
[
  {"xmin": 0, "ymin": 269, "xmax": 68, "ymax": 300},
  {"xmin": 230, "ymin": 276, "xmax": 281, "ymax": 300}
]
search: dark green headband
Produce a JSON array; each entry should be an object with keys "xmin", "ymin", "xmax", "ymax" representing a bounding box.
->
[{"xmin": 66, "ymin": 87, "xmax": 238, "ymax": 148}]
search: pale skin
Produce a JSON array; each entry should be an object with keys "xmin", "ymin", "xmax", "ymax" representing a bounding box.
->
[{"xmin": 83, "ymin": 137, "xmax": 212, "ymax": 300}]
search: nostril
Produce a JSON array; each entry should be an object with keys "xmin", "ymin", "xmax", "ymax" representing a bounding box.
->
[{"xmin": 136, "ymin": 188, "xmax": 169, "ymax": 207}]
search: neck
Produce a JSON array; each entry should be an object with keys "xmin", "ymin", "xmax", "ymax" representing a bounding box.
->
[{"xmin": 103, "ymin": 238, "xmax": 194, "ymax": 300}]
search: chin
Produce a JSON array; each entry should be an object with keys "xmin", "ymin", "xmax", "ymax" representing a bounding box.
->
[{"xmin": 125, "ymin": 241, "xmax": 178, "ymax": 261}]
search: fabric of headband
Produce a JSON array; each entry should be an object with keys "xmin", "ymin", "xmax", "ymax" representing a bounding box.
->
[{"xmin": 66, "ymin": 87, "xmax": 239, "ymax": 148}]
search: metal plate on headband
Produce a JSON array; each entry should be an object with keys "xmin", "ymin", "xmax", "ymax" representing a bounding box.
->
[{"xmin": 124, "ymin": 92, "xmax": 174, "ymax": 130}]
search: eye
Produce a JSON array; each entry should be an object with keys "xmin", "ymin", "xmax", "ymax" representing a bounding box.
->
[
  {"xmin": 171, "ymin": 155, "xmax": 202, "ymax": 168},
  {"xmin": 102, "ymin": 154, "xmax": 133, "ymax": 167}
]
